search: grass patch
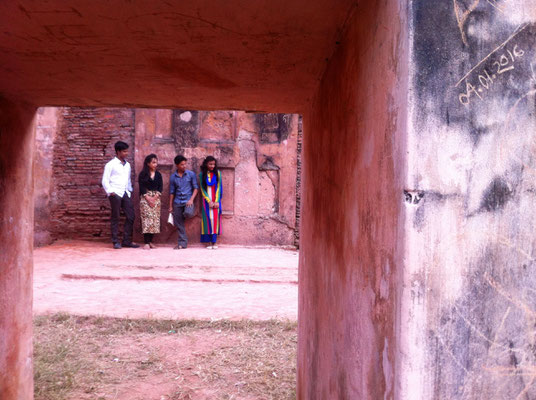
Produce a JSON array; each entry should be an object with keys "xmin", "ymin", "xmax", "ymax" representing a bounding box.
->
[{"xmin": 34, "ymin": 313, "xmax": 297, "ymax": 400}]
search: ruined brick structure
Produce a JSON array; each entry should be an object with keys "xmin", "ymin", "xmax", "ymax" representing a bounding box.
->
[
  {"xmin": 294, "ymin": 116, "xmax": 302, "ymax": 247},
  {"xmin": 34, "ymin": 108, "xmax": 301, "ymax": 246},
  {"xmin": 48, "ymin": 108, "xmax": 135, "ymax": 242},
  {"xmin": 7, "ymin": 1, "xmax": 536, "ymax": 399}
]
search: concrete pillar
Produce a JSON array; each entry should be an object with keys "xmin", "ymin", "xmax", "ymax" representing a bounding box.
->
[
  {"xmin": 297, "ymin": 0, "xmax": 408, "ymax": 398},
  {"xmin": 0, "ymin": 98, "xmax": 36, "ymax": 399},
  {"xmin": 399, "ymin": 2, "xmax": 536, "ymax": 399},
  {"xmin": 300, "ymin": 0, "xmax": 536, "ymax": 397}
]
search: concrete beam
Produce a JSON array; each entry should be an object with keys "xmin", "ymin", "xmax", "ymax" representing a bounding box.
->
[{"xmin": 0, "ymin": 0, "xmax": 356, "ymax": 113}]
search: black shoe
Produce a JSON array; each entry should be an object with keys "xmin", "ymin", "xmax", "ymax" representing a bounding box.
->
[
  {"xmin": 113, "ymin": 243, "xmax": 122, "ymax": 249},
  {"xmin": 122, "ymin": 242, "xmax": 140, "ymax": 248}
]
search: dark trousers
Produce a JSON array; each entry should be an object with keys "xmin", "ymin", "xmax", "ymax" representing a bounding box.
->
[
  {"xmin": 109, "ymin": 193, "xmax": 135, "ymax": 245},
  {"xmin": 173, "ymin": 203, "xmax": 195, "ymax": 247},
  {"xmin": 144, "ymin": 233, "xmax": 154, "ymax": 244}
]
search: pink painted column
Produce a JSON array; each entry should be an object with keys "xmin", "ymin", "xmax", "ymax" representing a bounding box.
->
[
  {"xmin": 297, "ymin": 0, "xmax": 407, "ymax": 398},
  {"xmin": 0, "ymin": 98, "xmax": 37, "ymax": 400}
]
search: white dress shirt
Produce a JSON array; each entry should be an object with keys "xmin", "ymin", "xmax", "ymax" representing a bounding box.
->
[{"xmin": 102, "ymin": 157, "xmax": 133, "ymax": 197}]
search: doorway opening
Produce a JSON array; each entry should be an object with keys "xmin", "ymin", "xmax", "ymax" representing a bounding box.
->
[
  {"xmin": 34, "ymin": 107, "xmax": 302, "ymax": 248},
  {"xmin": 32, "ymin": 106, "xmax": 301, "ymax": 399}
]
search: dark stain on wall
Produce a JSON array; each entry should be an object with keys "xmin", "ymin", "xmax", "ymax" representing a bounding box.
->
[
  {"xmin": 255, "ymin": 113, "xmax": 292, "ymax": 143},
  {"xmin": 480, "ymin": 176, "xmax": 512, "ymax": 212},
  {"xmin": 172, "ymin": 110, "xmax": 200, "ymax": 149},
  {"xmin": 309, "ymin": 308, "xmax": 320, "ymax": 400},
  {"xmin": 414, "ymin": 203, "xmax": 426, "ymax": 230},
  {"xmin": 337, "ymin": 369, "xmax": 349, "ymax": 400},
  {"xmin": 258, "ymin": 155, "xmax": 279, "ymax": 171},
  {"xmin": 412, "ymin": 0, "xmax": 462, "ymax": 116},
  {"xmin": 217, "ymin": 145, "xmax": 235, "ymax": 165},
  {"xmin": 404, "ymin": 190, "xmax": 462, "ymax": 230},
  {"xmin": 151, "ymin": 57, "xmax": 237, "ymax": 89}
]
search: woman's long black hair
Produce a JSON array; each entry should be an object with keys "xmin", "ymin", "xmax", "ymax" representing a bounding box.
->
[
  {"xmin": 139, "ymin": 153, "xmax": 158, "ymax": 181},
  {"xmin": 200, "ymin": 156, "xmax": 218, "ymax": 191}
]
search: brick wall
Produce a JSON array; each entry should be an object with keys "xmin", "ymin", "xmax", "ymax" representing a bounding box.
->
[
  {"xmin": 36, "ymin": 107, "xmax": 301, "ymax": 246},
  {"xmin": 49, "ymin": 108, "xmax": 135, "ymax": 241},
  {"xmin": 294, "ymin": 115, "xmax": 302, "ymax": 248}
]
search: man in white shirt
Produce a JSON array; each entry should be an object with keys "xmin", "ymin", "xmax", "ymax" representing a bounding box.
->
[{"xmin": 101, "ymin": 141, "xmax": 139, "ymax": 249}]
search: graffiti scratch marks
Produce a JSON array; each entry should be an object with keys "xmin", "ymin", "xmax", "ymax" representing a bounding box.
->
[
  {"xmin": 491, "ymin": 306, "xmax": 511, "ymax": 347},
  {"xmin": 454, "ymin": 0, "xmax": 514, "ymax": 45},
  {"xmin": 453, "ymin": 0, "xmax": 481, "ymax": 46},
  {"xmin": 484, "ymin": 365, "xmax": 536, "ymax": 377},
  {"xmin": 457, "ymin": 43, "xmax": 525, "ymax": 105},
  {"xmin": 436, "ymin": 333, "xmax": 471, "ymax": 374},
  {"xmin": 453, "ymin": 305, "xmax": 526, "ymax": 351},
  {"xmin": 483, "ymin": 366, "xmax": 536, "ymax": 400},
  {"xmin": 530, "ymin": 63, "xmax": 536, "ymax": 83},
  {"xmin": 500, "ymin": 89, "xmax": 536, "ymax": 175},
  {"xmin": 485, "ymin": 273, "xmax": 536, "ymax": 318},
  {"xmin": 435, "ymin": 269, "xmax": 536, "ymax": 398},
  {"xmin": 498, "ymin": 235, "xmax": 536, "ymax": 263},
  {"xmin": 516, "ymin": 375, "xmax": 536, "ymax": 400},
  {"xmin": 455, "ymin": 23, "xmax": 529, "ymax": 88},
  {"xmin": 486, "ymin": 0, "xmax": 507, "ymax": 13},
  {"xmin": 504, "ymin": 89, "xmax": 536, "ymax": 128},
  {"xmin": 454, "ymin": 24, "xmax": 531, "ymax": 106}
]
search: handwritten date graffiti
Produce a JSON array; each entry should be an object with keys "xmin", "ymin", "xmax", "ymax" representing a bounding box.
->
[{"xmin": 459, "ymin": 44, "xmax": 525, "ymax": 106}]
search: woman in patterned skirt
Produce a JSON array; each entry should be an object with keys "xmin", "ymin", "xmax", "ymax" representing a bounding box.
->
[
  {"xmin": 138, "ymin": 154, "xmax": 163, "ymax": 250},
  {"xmin": 199, "ymin": 156, "xmax": 222, "ymax": 249}
]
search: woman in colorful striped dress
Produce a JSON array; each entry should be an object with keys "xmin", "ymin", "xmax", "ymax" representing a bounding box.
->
[{"xmin": 199, "ymin": 156, "xmax": 222, "ymax": 249}]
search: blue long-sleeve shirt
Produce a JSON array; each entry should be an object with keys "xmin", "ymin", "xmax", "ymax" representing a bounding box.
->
[{"xmin": 169, "ymin": 170, "xmax": 198, "ymax": 205}]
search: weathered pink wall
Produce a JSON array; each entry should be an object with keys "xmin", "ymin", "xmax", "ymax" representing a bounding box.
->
[
  {"xmin": 298, "ymin": 0, "xmax": 407, "ymax": 398},
  {"xmin": 33, "ymin": 108, "xmax": 60, "ymax": 247},
  {"xmin": 140, "ymin": 109, "xmax": 298, "ymax": 245},
  {"xmin": 0, "ymin": 98, "xmax": 36, "ymax": 399},
  {"xmin": 134, "ymin": 110, "xmax": 299, "ymax": 245},
  {"xmin": 400, "ymin": 2, "xmax": 536, "ymax": 398}
]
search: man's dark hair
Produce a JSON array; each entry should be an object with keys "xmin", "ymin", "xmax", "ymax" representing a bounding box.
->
[
  {"xmin": 114, "ymin": 141, "xmax": 129, "ymax": 153},
  {"xmin": 174, "ymin": 155, "xmax": 187, "ymax": 165}
]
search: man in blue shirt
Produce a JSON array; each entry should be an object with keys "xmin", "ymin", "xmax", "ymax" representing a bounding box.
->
[{"xmin": 168, "ymin": 155, "xmax": 198, "ymax": 249}]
